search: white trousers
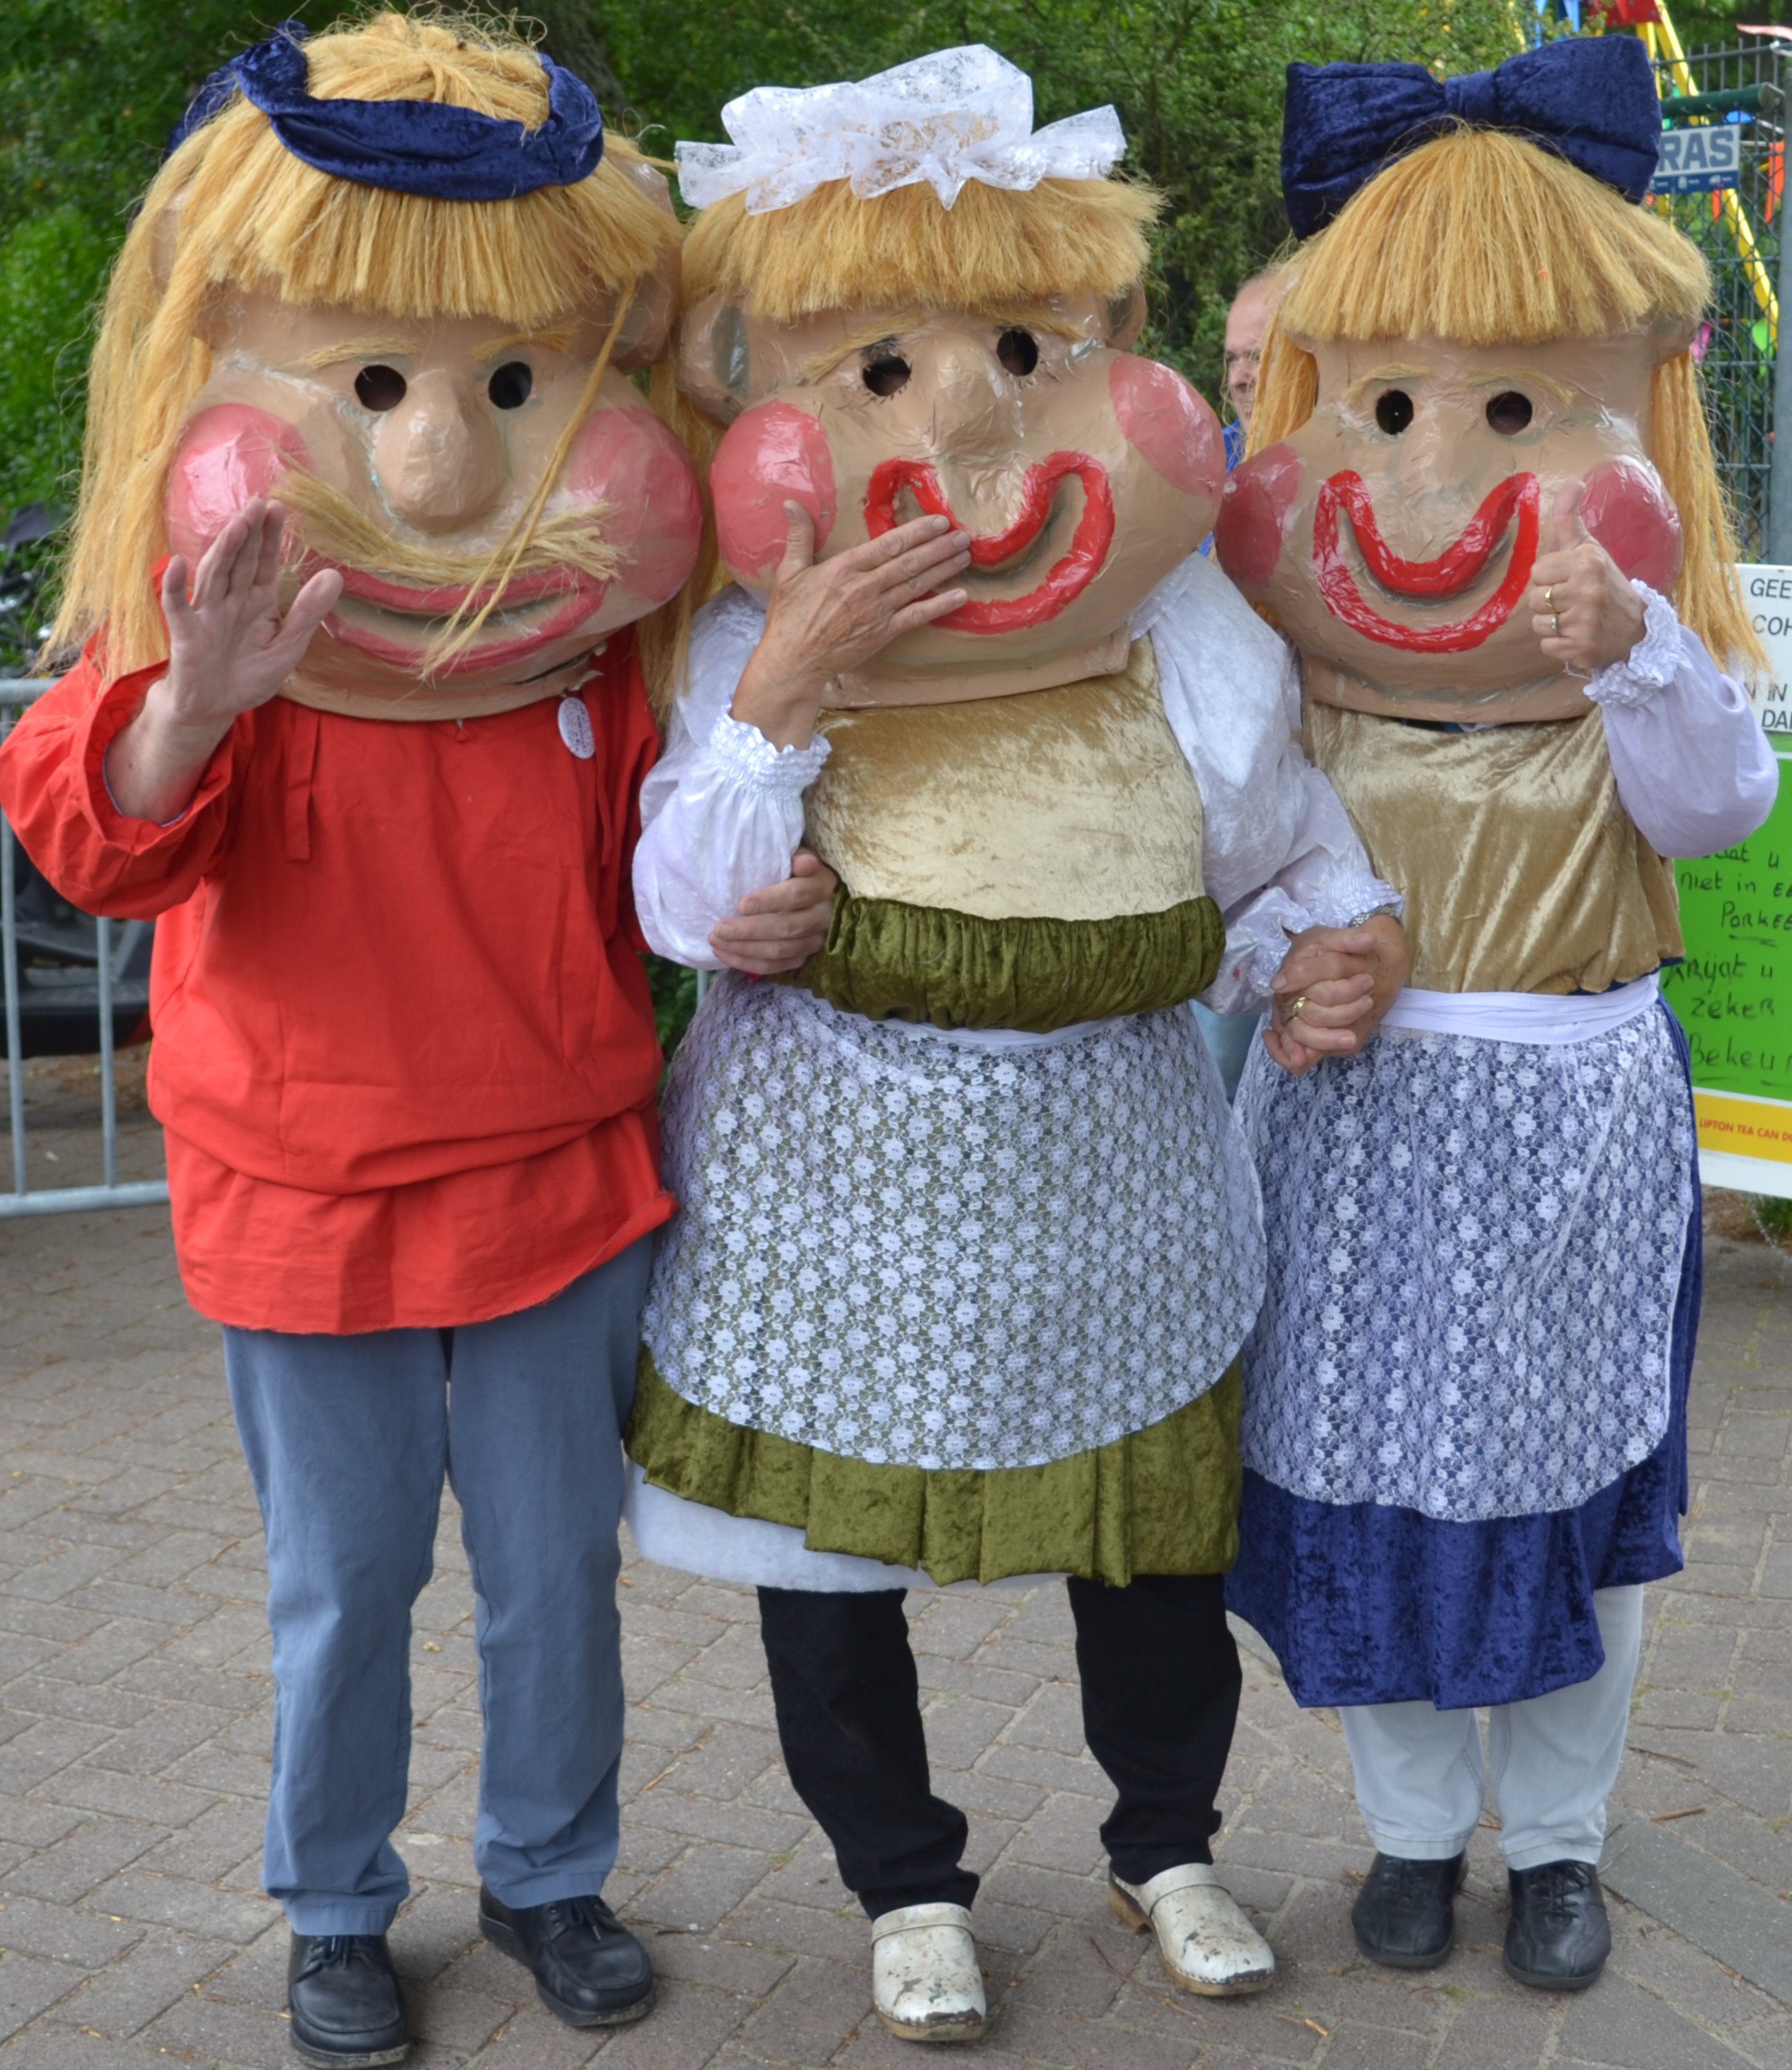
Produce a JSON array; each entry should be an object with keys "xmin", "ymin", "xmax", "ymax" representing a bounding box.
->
[{"xmin": 1340, "ymin": 1585, "xmax": 1644, "ymax": 1872}]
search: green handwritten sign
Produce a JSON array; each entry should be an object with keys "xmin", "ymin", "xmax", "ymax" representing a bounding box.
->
[
  {"xmin": 1659, "ymin": 566, "xmax": 1792, "ymax": 1198},
  {"xmin": 1664, "ymin": 784, "xmax": 1792, "ymax": 1099}
]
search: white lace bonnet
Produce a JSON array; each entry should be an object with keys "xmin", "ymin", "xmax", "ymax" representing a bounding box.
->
[{"xmin": 675, "ymin": 44, "xmax": 1126, "ymax": 216}]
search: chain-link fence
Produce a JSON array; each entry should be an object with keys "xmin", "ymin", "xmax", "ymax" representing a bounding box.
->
[{"xmin": 1651, "ymin": 40, "xmax": 1785, "ymax": 559}]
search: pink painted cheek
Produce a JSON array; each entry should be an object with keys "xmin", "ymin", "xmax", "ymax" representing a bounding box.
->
[
  {"xmin": 566, "ymin": 405, "xmax": 702, "ymax": 606},
  {"xmin": 1214, "ymin": 444, "xmax": 1304, "ymax": 590},
  {"xmin": 1109, "ymin": 355, "xmax": 1226, "ymax": 503},
  {"xmin": 709, "ymin": 402, "xmax": 837, "ymax": 578},
  {"xmin": 164, "ymin": 405, "xmax": 309, "ymax": 562},
  {"xmin": 1579, "ymin": 457, "xmax": 1683, "ymax": 593}
]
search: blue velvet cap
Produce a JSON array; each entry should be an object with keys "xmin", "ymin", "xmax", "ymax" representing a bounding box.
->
[
  {"xmin": 167, "ymin": 20, "xmax": 605, "ymax": 199},
  {"xmin": 1282, "ymin": 35, "xmax": 1661, "ymax": 240}
]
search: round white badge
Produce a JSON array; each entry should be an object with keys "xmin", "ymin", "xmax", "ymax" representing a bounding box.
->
[{"xmin": 557, "ymin": 696, "xmax": 596, "ymax": 760}]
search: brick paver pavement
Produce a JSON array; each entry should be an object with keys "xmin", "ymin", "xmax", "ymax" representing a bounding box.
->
[{"xmin": 0, "ymin": 1184, "xmax": 1788, "ymax": 2069}]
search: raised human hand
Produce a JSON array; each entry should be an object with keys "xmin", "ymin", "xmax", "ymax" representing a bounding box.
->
[
  {"xmin": 1264, "ymin": 914, "xmax": 1409, "ymax": 1075},
  {"xmin": 1526, "ymin": 481, "xmax": 1645, "ymax": 679},
  {"xmin": 710, "ymin": 850, "xmax": 838, "ymax": 975},
  {"xmin": 104, "ymin": 499, "xmax": 342, "ymax": 822},
  {"xmin": 160, "ymin": 498, "xmax": 343, "ymax": 729},
  {"xmin": 729, "ymin": 503, "xmax": 971, "ymax": 748}
]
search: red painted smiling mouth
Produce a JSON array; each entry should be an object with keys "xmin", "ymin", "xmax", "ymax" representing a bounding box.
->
[
  {"xmin": 1315, "ymin": 471, "xmax": 1540, "ymax": 652},
  {"xmin": 864, "ymin": 453, "xmax": 1115, "ymax": 632}
]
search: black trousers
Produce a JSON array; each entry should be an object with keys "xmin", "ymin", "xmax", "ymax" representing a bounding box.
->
[{"xmin": 757, "ymin": 1573, "xmax": 1242, "ymax": 1918}]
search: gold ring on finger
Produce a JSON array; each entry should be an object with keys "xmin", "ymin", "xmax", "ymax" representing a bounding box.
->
[
  {"xmin": 1544, "ymin": 584, "xmax": 1555, "ymax": 613},
  {"xmin": 1288, "ymin": 994, "xmax": 1308, "ymax": 1021}
]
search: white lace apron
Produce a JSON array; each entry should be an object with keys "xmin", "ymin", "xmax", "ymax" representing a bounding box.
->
[
  {"xmin": 1236, "ymin": 998, "xmax": 1695, "ymax": 1523},
  {"xmin": 644, "ymin": 976, "xmax": 1265, "ymax": 1471}
]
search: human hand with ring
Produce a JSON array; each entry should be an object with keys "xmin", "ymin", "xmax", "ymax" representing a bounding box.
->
[
  {"xmin": 1526, "ymin": 481, "xmax": 1646, "ymax": 678},
  {"xmin": 1264, "ymin": 913, "xmax": 1409, "ymax": 1076}
]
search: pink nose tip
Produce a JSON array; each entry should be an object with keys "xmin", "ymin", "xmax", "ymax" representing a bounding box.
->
[
  {"xmin": 374, "ymin": 374, "xmax": 506, "ymax": 532},
  {"xmin": 1214, "ymin": 444, "xmax": 1303, "ymax": 590}
]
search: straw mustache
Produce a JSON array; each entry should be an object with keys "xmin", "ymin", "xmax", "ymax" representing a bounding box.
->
[{"xmin": 279, "ymin": 469, "xmax": 620, "ymax": 663}]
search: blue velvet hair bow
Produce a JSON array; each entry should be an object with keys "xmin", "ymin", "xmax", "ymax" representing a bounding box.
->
[
  {"xmin": 1282, "ymin": 34, "xmax": 1660, "ymax": 240},
  {"xmin": 167, "ymin": 21, "xmax": 605, "ymax": 199}
]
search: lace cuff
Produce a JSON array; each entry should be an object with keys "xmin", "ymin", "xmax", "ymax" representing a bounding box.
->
[
  {"xmin": 1230, "ymin": 926, "xmax": 1292, "ymax": 1008},
  {"xmin": 1584, "ymin": 582, "xmax": 1681, "ymax": 712},
  {"xmin": 1210, "ymin": 874, "xmax": 1405, "ymax": 1015},
  {"xmin": 1304, "ymin": 877, "xmax": 1405, "ymax": 932},
  {"xmin": 705, "ymin": 710, "xmax": 831, "ymax": 793}
]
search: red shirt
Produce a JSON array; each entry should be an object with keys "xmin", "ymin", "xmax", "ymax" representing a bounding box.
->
[{"xmin": 0, "ymin": 635, "xmax": 672, "ymax": 1332}]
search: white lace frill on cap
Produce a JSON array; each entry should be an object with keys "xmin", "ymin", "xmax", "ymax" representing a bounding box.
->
[{"xmin": 675, "ymin": 44, "xmax": 1125, "ymax": 216}]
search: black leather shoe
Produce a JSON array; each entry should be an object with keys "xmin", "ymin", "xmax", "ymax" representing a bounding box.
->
[
  {"xmin": 286, "ymin": 1934, "xmax": 410, "ymax": 2067},
  {"xmin": 1504, "ymin": 1860, "xmax": 1611, "ymax": 1990},
  {"xmin": 1350, "ymin": 1851, "xmax": 1466, "ymax": 1970},
  {"xmin": 479, "ymin": 1886, "xmax": 655, "ymax": 2027}
]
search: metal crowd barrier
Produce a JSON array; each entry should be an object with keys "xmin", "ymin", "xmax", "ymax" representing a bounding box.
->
[{"xmin": 0, "ymin": 677, "xmax": 168, "ymax": 1219}]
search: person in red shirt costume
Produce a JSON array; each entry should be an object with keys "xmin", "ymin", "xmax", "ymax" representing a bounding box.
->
[{"xmin": 0, "ymin": 15, "xmax": 855, "ymax": 2064}]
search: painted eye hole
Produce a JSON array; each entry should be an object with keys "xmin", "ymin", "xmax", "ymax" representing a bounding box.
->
[
  {"xmin": 488, "ymin": 361, "xmax": 533, "ymax": 411},
  {"xmin": 1486, "ymin": 390, "xmax": 1534, "ymax": 436},
  {"xmin": 862, "ymin": 354, "xmax": 911, "ymax": 397},
  {"xmin": 355, "ymin": 364, "xmax": 407, "ymax": 411},
  {"xmin": 1374, "ymin": 388, "xmax": 1414, "ymax": 436},
  {"xmin": 997, "ymin": 327, "xmax": 1040, "ymax": 377}
]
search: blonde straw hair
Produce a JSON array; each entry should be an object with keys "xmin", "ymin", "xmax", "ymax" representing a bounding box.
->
[
  {"xmin": 1248, "ymin": 128, "xmax": 1762, "ymax": 672},
  {"xmin": 58, "ymin": 9, "xmax": 689, "ymax": 688},
  {"xmin": 682, "ymin": 174, "xmax": 1159, "ymax": 321}
]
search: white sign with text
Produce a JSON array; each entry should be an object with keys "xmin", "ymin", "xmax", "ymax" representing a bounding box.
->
[
  {"xmin": 1737, "ymin": 562, "xmax": 1792, "ymax": 737},
  {"xmin": 1652, "ymin": 124, "xmax": 1742, "ymax": 194}
]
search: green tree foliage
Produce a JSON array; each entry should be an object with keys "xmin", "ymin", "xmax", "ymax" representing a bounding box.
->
[
  {"xmin": 1, "ymin": 0, "xmax": 1531, "ymax": 524},
  {"xmin": 593, "ymin": 0, "xmax": 1524, "ymax": 389},
  {"xmin": 1670, "ymin": 2, "xmax": 1792, "ymax": 49},
  {"xmin": 0, "ymin": 2, "xmax": 338, "ymax": 518}
]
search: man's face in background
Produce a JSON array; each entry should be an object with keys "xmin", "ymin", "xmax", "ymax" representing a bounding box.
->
[{"xmin": 1224, "ymin": 274, "xmax": 1280, "ymax": 432}]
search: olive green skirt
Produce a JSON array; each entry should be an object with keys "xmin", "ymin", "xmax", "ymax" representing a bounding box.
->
[{"xmin": 626, "ymin": 1354, "xmax": 1243, "ymax": 1588}]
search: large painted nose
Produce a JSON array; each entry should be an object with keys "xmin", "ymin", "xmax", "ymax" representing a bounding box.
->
[
  {"xmin": 926, "ymin": 344, "xmax": 1021, "ymax": 457},
  {"xmin": 373, "ymin": 371, "xmax": 506, "ymax": 532}
]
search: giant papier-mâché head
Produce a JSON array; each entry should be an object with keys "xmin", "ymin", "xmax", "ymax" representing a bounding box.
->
[
  {"xmin": 674, "ymin": 46, "xmax": 1226, "ymax": 704},
  {"xmin": 1216, "ymin": 38, "xmax": 1762, "ymax": 717},
  {"xmin": 57, "ymin": 11, "xmax": 702, "ymax": 713}
]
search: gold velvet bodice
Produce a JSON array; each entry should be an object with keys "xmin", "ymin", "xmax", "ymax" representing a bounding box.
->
[
  {"xmin": 1306, "ymin": 703, "xmax": 1682, "ymax": 995},
  {"xmin": 805, "ymin": 639, "xmax": 1205, "ymax": 922}
]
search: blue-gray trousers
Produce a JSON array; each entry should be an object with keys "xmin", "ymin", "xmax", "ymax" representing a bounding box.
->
[{"xmin": 223, "ymin": 1238, "xmax": 651, "ymax": 1936}]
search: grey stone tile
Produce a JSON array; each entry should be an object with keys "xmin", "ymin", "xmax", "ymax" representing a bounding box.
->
[
  {"xmin": 631, "ymin": 1844, "xmax": 772, "ymax": 1934},
  {"xmin": 84, "ymin": 1868, "xmax": 275, "ymax": 1945},
  {"xmin": 43, "ymin": 1928, "xmax": 233, "ymax": 2039},
  {"xmin": 1558, "ymin": 1970, "xmax": 1759, "ymax": 2068},
  {"xmin": 0, "ymin": 2025, "xmax": 177, "ymax": 2070},
  {"xmin": 0, "ymin": 1953, "xmax": 81, "ymax": 2045},
  {"xmin": 3, "ymin": 1818, "xmax": 160, "ymax": 1906},
  {"xmin": 0, "ymin": 1893, "xmax": 141, "ymax": 1968},
  {"xmin": 738, "ymin": 1954, "xmax": 870, "ymax": 2064}
]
